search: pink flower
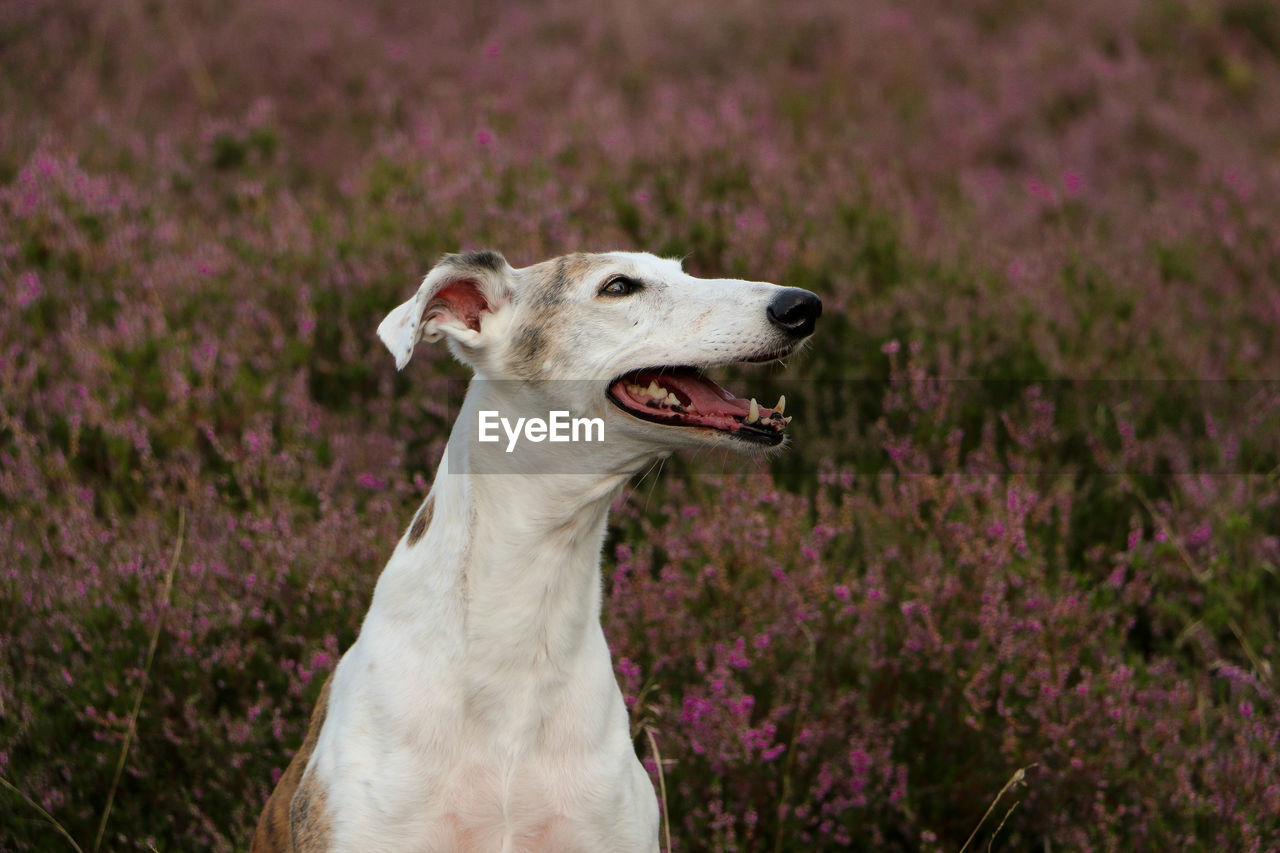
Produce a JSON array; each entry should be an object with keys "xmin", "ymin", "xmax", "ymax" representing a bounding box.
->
[{"xmin": 16, "ymin": 272, "xmax": 41, "ymax": 308}]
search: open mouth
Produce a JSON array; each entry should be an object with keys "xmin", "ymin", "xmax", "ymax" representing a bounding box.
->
[{"xmin": 606, "ymin": 367, "xmax": 790, "ymax": 446}]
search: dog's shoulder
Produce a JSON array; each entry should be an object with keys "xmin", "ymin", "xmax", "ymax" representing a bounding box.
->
[{"xmin": 250, "ymin": 673, "xmax": 334, "ymax": 852}]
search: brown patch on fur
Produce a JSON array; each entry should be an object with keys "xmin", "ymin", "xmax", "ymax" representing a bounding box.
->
[
  {"xmin": 528, "ymin": 255, "xmax": 570, "ymax": 308},
  {"xmin": 508, "ymin": 254, "xmax": 624, "ymax": 380},
  {"xmin": 525, "ymin": 253, "xmax": 616, "ymax": 306},
  {"xmin": 289, "ymin": 769, "xmax": 330, "ymax": 851},
  {"xmin": 406, "ymin": 494, "xmax": 435, "ymax": 546},
  {"xmin": 250, "ymin": 674, "xmax": 333, "ymax": 852},
  {"xmin": 510, "ymin": 325, "xmax": 551, "ymax": 379}
]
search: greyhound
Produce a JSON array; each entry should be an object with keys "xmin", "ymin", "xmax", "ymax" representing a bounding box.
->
[{"xmin": 251, "ymin": 250, "xmax": 821, "ymax": 852}]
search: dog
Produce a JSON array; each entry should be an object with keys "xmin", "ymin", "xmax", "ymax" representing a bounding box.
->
[{"xmin": 251, "ymin": 250, "xmax": 821, "ymax": 852}]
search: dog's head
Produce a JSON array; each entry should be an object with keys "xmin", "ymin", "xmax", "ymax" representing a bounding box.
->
[{"xmin": 378, "ymin": 250, "xmax": 820, "ymax": 452}]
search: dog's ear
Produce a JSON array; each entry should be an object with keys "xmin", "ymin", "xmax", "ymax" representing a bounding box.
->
[{"xmin": 377, "ymin": 251, "xmax": 514, "ymax": 370}]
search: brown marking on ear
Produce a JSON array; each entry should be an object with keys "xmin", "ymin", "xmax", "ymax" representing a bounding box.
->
[
  {"xmin": 250, "ymin": 673, "xmax": 334, "ymax": 852},
  {"xmin": 406, "ymin": 494, "xmax": 435, "ymax": 546},
  {"xmin": 442, "ymin": 249, "xmax": 507, "ymax": 274}
]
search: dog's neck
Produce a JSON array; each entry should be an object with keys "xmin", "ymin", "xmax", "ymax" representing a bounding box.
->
[{"xmin": 364, "ymin": 379, "xmax": 647, "ymax": 724}]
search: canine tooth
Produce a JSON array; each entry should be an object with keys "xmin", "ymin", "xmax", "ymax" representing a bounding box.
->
[
  {"xmin": 665, "ymin": 392, "xmax": 679, "ymax": 406},
  {"xmin": 647, "ymin": 380, "xmax": 664, "ymax": 399},
  {"xmin": 783, "ymin": 415, "xmax": 792, "ymax": 425},
  {"xmin": 748, "ymin": 398, "xmax": 760, "ymax": 423},
  {"xmin": 776, "ymin": 395, "xmax": 786, "ymax": 415}
]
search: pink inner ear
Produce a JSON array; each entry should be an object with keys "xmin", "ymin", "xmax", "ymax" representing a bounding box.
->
[{"xmin": 426, "ymin": 280, "xmax": 491, "ymax": 333}]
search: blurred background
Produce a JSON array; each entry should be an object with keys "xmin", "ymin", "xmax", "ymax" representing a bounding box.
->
[{"xmin": 2, "ymin": 0, "xmax": 1278, "ymax": 849}]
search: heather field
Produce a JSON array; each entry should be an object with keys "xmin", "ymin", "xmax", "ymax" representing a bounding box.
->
[{"xmin": 3, "ymin": 0, "xmax": 1280, "ymax": 850}]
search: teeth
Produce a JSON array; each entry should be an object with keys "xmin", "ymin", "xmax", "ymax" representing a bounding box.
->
[
  {"xmin": 630, "ymin": 380, "xmax": 671, "ymax": 401},
  {"xmin": 776, "ymin": 395, "xmax": 786, "ymax": 415},
  {"xmin": 783, "ymin": 415, "xmax": 792, "ymax": 425},
  {"xmin": 747, "ymin": 398, "xmax": 760, "ymax": 423},
  {"xmin": 665, "ymin": 392, "xmax": 679, "ymax": 406}
]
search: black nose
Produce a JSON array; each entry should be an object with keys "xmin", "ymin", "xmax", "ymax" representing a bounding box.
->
[{"xmin": 767, "ymin": 288, "xmax": 822, "ymax": 337}]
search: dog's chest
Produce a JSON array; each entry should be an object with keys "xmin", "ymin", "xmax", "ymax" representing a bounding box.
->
[
  {"xmin": 422, "ymin": 755, "xmax": 575, "ymax": 850},
  {"xmin": 323, "ymin": 738, "xmax": 626, "ymax": 852},
  {"xmin": 314, "ymin": 648, "xmax": 654, "ymax": 852}
]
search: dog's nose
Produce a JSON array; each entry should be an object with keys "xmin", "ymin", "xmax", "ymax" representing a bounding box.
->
[{"xmin": 767, "ymin": 288, "xmax": 822, "ymax": 337}]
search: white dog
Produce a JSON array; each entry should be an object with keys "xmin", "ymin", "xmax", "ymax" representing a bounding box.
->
[{"xmin": 252, "ymin": 250, "xmax": 821, "ymax": 852}]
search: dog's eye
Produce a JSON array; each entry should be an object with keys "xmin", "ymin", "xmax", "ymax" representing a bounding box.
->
[{"xmin": 599, "ymin": 276, "xmax": 642, "ymax": 297}]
